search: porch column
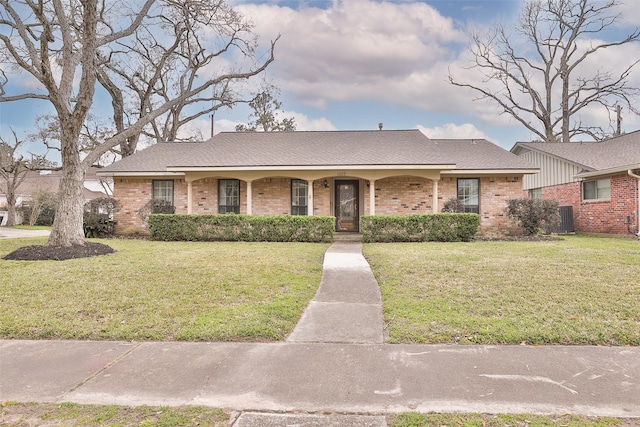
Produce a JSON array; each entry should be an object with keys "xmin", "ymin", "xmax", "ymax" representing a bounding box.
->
[
  {"xmin": 246, "ymin": 180, "xmax": 253, "ymax": 215},
  {"xmin": 369, "ymin": 179, "xmax": 376, "ymax": 215},
  {"xmin": 187, "ymin": 181, "xmax": 193, "ymax": 214},
  {"xmin": 307, "ymin": 179, "xmax": 314, "ymax": 216},
  {"xmin": 432, "ymin": 179, "xmax": 439, "ymax": 213}
]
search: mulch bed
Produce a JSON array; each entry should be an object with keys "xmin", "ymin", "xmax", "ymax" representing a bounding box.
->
[{"xmin": 3, "ymin": 242, "xmax": 115, "ymax": 261}]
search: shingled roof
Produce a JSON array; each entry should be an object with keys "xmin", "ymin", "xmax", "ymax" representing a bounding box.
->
[
  {"xmin": 101, "ymin": 129, "xmax": 537, "ymax": 174},
  {"xmin": 511, "ymin": 129, "xmax": 640, "ymax": 176}
]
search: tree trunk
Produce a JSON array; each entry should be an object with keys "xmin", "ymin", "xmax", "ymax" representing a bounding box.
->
[
  {"xmin": 47, "ymin": 123, "xmax": 86, "ymax": 247},
  {"xmin": 6, "ymin": 194, "xmax": 16, "ymax": 226}
]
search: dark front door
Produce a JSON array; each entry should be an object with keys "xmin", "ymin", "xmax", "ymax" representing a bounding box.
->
[{"xmin": 335, "ymin": 180, "xmax": 359, "ymax": 232}]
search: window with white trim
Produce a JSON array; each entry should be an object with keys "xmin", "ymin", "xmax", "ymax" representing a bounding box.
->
[
  {"xmin": 582, "ymin": 178, "xmax": 610, "ymax": 201},
  {"xmin": 291, "ymin": 179, "xmax": 308, "ymax": 215},
  {"xmin": 152, "ymin": 180, "xmax": 174, "ymax": 205},
  {"xmin": 457, "ymin": 178, "xmax": 480, "ymax": 213}
]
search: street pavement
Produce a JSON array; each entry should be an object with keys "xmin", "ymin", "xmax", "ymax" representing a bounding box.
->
[{"xmin": 1, "ymin": 241, "xmax": 639, "ymax": 426}]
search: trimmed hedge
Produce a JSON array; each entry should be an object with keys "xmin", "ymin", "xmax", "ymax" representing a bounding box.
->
[
  {"xmin": 148, "ymin": 214, "xmax": 335, "ymax": 242},
  {"xmin": 360, "ymin": 214, "xmax": 480, "ymax": 242}
]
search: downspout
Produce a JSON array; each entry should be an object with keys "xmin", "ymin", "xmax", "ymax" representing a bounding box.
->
[{"xmin": 629, "ymin": 169, "xmax": 640, "ymax": 236}]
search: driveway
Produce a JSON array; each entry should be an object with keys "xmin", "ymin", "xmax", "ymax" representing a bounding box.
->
[{"xmin": 0, "ymin": 227, "xmax": 51, "ymax": 239}]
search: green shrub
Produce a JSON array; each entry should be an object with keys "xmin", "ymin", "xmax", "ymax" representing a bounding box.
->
[
  {"xmin": 360, "ymin": 214, "xmax": 480, "ymax": 242},
  {"xmin": 506, "ymin": 198, "xmax": 560, "ymax": 236},
  {"xmin": 148, "ymin": 214, "xmax": 335, "ymax": 242}
]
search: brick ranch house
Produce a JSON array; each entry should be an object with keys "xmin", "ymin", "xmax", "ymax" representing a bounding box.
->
[
  {"xmin": 99, "ymin": 129, "xmax": 539, "ymax": 235},
  {"xmin": 511, "ymin": 129, "xmax": 640, "ymax": 236}
]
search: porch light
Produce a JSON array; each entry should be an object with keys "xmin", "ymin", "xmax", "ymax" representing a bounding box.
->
[{"xmin": 323, "ymin": 179, "xmax": 329, "ymax": 188}]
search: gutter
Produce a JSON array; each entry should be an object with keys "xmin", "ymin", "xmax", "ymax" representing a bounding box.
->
[{"xmin": 629, "ymin": 169, "xmax": 640, "ymax": 237}]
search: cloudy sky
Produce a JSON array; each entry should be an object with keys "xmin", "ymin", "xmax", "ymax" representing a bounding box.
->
[
  {"xmin": 2, "ymin": 0, "xmax": 640, "ymax": 158},
  {"xmin": 216, "ymin": 0, "xmax": 640, "ymax": 148}
]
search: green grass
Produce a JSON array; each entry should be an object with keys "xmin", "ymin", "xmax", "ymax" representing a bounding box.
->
[
  {"xmin": 1, "ymin": 402, "xmax": 228, "ymax": 426},
  {"xmin": 0, "ymin": 238, "xmax": 328, "ymax": 341},
  {"xmin": 8, "ymin": 225, "xmax": 52, "ymax": 230},
  {"xmin": 1, "ymin": 403, "xmax": 629, "ymax": 427},
  {"xmin": 364, "ymin": 235, "xmax": 640, "ymax": 345},
  {"xmin": 390, "ymin": 412, "xmax": 626, "ymax": 426}
]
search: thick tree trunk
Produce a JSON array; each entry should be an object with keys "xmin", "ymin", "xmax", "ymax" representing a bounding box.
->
[
  {"xmin": 47, "ymin": 121, "xmax": 86, "ymax": 247},
  {"xmin": 6, "ymin": 195, "xmax": 16, "ymax": 226}
]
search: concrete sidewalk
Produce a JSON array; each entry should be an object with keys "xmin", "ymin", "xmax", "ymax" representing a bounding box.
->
[
  {"xmin": 1, "ymin": 340, "xmax": 639, "ymax": 418},
  {"xmin": 1, "ymin": 241, "xmax": 639, "ymax": 425}
]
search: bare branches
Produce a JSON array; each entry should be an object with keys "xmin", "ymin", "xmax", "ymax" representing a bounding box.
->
[{"xmin": 449, "ymin": 0, "xmax": 640, "ymax": 142}]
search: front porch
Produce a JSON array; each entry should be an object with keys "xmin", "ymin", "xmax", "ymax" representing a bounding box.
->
[{"xmin": 180, "ymin": 171, "xmax": 445, "ymax": 233}]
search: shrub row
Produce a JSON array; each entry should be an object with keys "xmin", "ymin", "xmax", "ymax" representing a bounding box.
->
[
  {"xmin": 360, "ymin": 213, "xmax": 480, "ymax": 242},
  {"xmin": 148, "ymin": 214, "xmax": 335, "ymax": 242}
]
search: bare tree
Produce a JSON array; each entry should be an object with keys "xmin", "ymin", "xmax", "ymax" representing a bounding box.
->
[
  {"xmin": 0, "ymin": 0, "xmax": 276, "ymax": 247},
  {"xmin": 449, "ymin": 0, "xmax": 640, "ymax": 142},
  {"xmin": 236, "ymin": 88, "xmax": 296, "ymax": 132},
  {"xmin": 0, "ymin": 130, "xmax": 49, "ymax": 226}
]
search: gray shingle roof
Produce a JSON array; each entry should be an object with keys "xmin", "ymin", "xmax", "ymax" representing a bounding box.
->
[
  {"xmin": 102, "ymin": 130, "xmax": 537, "ymax": 174},
  {"xmin": 513, "ymin": 129, "xmax": 640, "ymax": 172}
]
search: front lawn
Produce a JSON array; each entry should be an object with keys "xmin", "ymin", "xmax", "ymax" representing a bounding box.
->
[
  {"xmin": 0, "ymin": 238, "xmax": 328, "ymax": 341},
  {"xmin": 364, "ymin": 235, "xmax": 640, "ymax": 345}
]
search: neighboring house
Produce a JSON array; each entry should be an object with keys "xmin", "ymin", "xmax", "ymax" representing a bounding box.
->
[
  {"xmin": 98, "ymin": 129, "xmax": 539, "ymax": 235},
  {"xmin": 511, "ymin": 130, "xmax": 640, "ymax": 236},
  {"xmin": 0, "ymin": 167, "xmax": 111, "ymax": 225}
]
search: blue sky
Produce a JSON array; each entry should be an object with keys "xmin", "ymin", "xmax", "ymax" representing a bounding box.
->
[{"xmin": 1, "ymin": 0, "xmax": 640, "ymax": 162}]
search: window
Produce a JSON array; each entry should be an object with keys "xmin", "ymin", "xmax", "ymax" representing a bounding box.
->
[
  {"xmin": 291, "ymin": 179, "xmax": 308, "ymax": 215},
  {"xmin": 529, "ymin": 188, "xmax": 542, "ymax": 199},
  {"xmin": 152, "ymin": 180, "xmax": 174, "ymax": 205},
  {"xmin": 218, "ymin": 179, "xmax": 240, "ymax": 213},
  {"xmin": 583, "ymin": 178, "xmax": 610, "ymax": 201},
  {"xmin": 457, "ymin": 178, "xmax": 480, "ymax": 213}
]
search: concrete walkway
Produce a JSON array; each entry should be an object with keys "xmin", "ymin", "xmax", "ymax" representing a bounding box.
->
[
  {"xmin": 287, "ymin": 242, "xmax": 384, "ymax": 344},
  {"xmin": 1, "ymin": 241, "xmax": 639, "ymax": 425}
]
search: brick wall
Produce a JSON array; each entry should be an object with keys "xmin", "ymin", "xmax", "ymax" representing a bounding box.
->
[
  {"xmin": 541, "ymin": 173, "xmax": 638, "ymax": 235},
  {"xmin": 253, "ymin": 178, "xmax": 290, "ymax": 215},
  {"xmin": 438, "ymin": 176, "xmax": 524, "ymax": 235},
  {"xmin": 112, "ymin": 178, "xmax": 152, "ymax": 233},
  {"xmin": 113, "ymin": 175, "xmax": 527, "ymax": 235}
]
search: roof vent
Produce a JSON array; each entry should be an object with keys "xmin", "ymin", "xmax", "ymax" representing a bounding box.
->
[{"xmin": 378, "ymin": 123, "xmax": 383, "ymax": 130}]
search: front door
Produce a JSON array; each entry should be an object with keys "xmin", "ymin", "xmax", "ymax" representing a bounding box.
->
[{"xmin": 335, "ymin": 180, "xmax": 359, "ymax": 232}]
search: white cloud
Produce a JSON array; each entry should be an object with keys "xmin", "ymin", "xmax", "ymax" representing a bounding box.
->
[
  {"xmin": 237, "ymin": 0, "xmax": 466, "ymax": 108},
  {"xmin": 286, "ymin": 111, "xmax": 337, "ymax": 131},
  {"xmin": 417, "ymin": 122, "xmax": 490, "ymax": 140}
]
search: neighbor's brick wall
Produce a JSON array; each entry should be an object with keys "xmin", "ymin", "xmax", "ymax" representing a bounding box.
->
[{"xmin": 541, "ymin": 173, "xmax": 638, "ymax": 235}]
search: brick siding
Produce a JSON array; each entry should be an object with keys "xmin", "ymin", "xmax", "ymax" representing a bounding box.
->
[
  {"xmin": 540, "ymin": 173, "xmax": 639, "ymax": 235},
  {"xmin": 113, "ymin": 175, "xmax": 526, "ymax": 235}
]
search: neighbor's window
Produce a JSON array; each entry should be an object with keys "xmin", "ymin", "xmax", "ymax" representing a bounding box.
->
[
  {"xmin": 457, "ymin": 178, "xmax": 480, "ymax": 213},
  {"xmin": 529, "ymin": 188, "xmax": 542, "ymax": 199},
  {"xmin": 583, "ymin": 178, "xmax": 610, "ymax": 201},
  {"xmin": 291, "ymin": 179, "xmax": 308, "ymax": 215},
  {"xmin": 152, "ymin": 180, "xmax": 174, "ymax": 204},
  {"xmin": 219, "ymin": 179, "xmax": 240, "ymax": 213}
]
